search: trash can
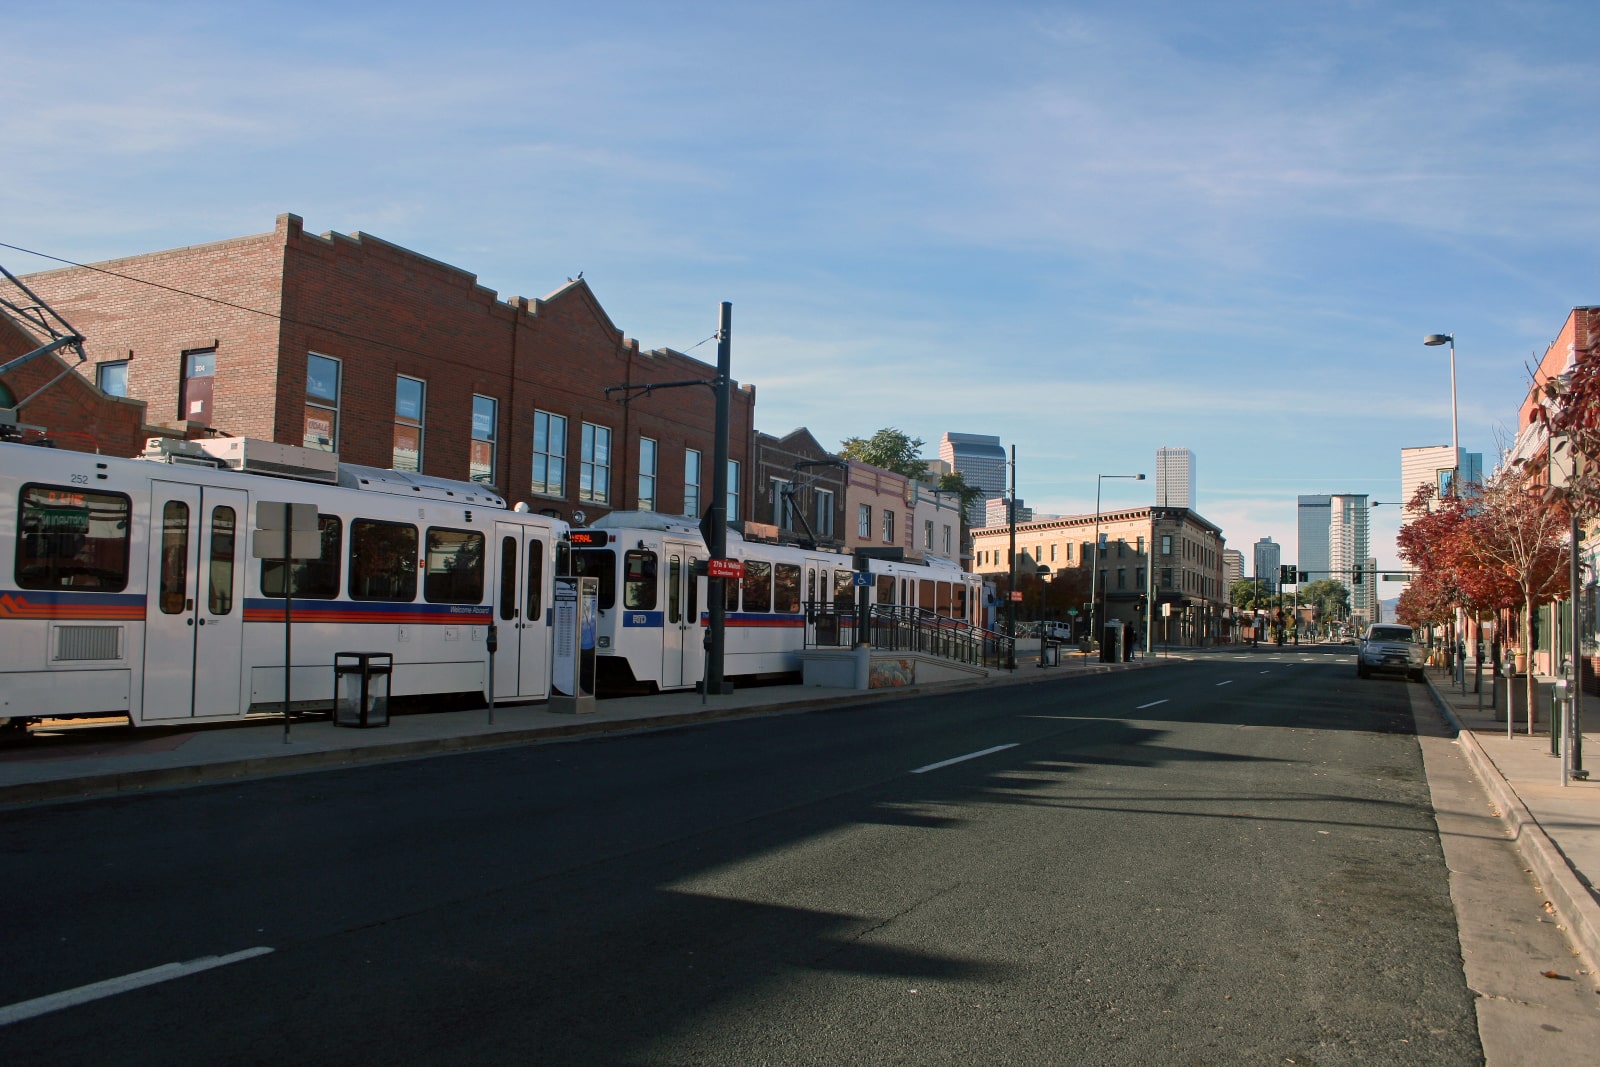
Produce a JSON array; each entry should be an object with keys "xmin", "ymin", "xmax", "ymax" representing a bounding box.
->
[
  {"xmin": 1101, "ymin": 621, "xmax": 1123, "ymax": 663},
  {"xmin": 1041, "ymin": 641, "xmax": 1059, "ymax": 667},
  {"xmin": 334, "ymin": 652, "xmax": 392, "ymax": 727}
]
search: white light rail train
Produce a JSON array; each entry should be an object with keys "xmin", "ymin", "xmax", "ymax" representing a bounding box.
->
[
  {"xmin": 1, "ymin": 435, "xmax": 567, "ymax": 732},
  {"xmin": 568, "ymin": 511, "xmax": 985, "ymax": 693}
]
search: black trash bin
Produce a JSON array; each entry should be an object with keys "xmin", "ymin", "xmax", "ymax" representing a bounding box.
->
[{"xmin": 334, "ymin": 652, "xmax": 392, "ymax": 727}]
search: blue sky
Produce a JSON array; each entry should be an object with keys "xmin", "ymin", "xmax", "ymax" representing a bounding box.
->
[{"xmin": 6, "ymin": 1, "xmax": 1598, "ymax": 572}]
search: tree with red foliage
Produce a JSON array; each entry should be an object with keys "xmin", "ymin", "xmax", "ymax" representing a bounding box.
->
[{"xmin": 1458, "ymin": 476, "xmax": 1570, "ymax": 731}]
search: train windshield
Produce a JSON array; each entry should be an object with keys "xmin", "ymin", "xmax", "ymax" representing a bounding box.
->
[{"xmin": 570, "ymin": 548, "xmax": 616, "ymax": 609}]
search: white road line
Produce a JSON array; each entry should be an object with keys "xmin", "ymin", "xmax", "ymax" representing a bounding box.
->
[
  {"xmin": 912, "ymin": 743, "xmax": 1018, "ymax": 774},
  {"xmin": 1136, "ymin": 699, "xmax": 1169, "ymax": 709},
  {"xmin": 1260, "ymin": 671, "xmax": 1271, "ymax": 674},
  {"xmin": 0, "ymin": 947, "xmax": 274, "ymax": 1027},
  {"xmin": 1216, "ymin": 680, "xmax": 1233, "ymax": 686}
]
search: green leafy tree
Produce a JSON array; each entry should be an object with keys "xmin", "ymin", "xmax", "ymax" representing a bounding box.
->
[
  {"xmin": 839, "ymin": 428, "xmax": 927, "ymax": 479},
  {"xmin": 1229, "ymin": 579, "xmax": 1272, "ymax": 610},
  {"xmin": 1293, "ymin": 579, "xmax": 1350, "ymax": 620}
]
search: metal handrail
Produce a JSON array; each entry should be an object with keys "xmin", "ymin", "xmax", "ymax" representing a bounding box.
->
[{"xmin": 801, "ymin": 600, "xmax": 1012, "ymax": 669}]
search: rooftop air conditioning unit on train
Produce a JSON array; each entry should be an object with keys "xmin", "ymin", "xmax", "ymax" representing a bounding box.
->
[
  {"xmin": 141, "ymin": 437, "xmax": 222, "ymax": 467},
  {"xmin": 196, "ymin": 437, "xmax": 340, "ymax": 483}
]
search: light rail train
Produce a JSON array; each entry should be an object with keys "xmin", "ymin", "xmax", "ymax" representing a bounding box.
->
[
  {"xmin": 1, "ymin": 435, "xmax": 567, "ymax": 731},
  {"xmin": 569, "ymin": 511, "xmax": 985, "ymax": 692}
]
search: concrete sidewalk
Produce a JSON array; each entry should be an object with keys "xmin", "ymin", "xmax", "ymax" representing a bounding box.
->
[
  {"xmin": 1425, "ymin": 664, "xmax": 1600, "ymax": 974},
  {"xmin": 0, "ymin": 651, "xmax": 1151, "ymax": 809}
]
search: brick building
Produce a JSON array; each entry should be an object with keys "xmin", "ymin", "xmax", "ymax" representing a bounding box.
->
[
  {"xmin": 751, "ymin": 427, "xmax": 846, "ymax": 548},
  {"xmin": 11, "ymin": 214, "xmax": 758, "ymax": 527},
  {"xmin": 970, "ymin": 506, "xmax": 1229, "ymax": 644},
  {"xmin": 0, "ymin": 292, "xmax": 156, "ymax": 455}
]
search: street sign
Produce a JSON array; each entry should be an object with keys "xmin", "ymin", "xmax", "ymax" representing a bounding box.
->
[
  {"xmin": 707, "ymin": 558, "xmax": 743, "ymax": 579},
  {"xmin": 1382, "ymin": 574, "xmax": 1408, "ymax": 581},
  {"xmin": 852, "ymin": 571, "xmax": 872, "ymax": 587},
  {"xmin": 1067, "ymin": 608, "xmax": 1079, "ymax": 616},
  {"xmin": 1162, "ymin": 603, "xmax": 1172, "ymax": 617},
  {"xmin": 1010, "ymin": 591, "xmax": 1023, "ymax": 601}
]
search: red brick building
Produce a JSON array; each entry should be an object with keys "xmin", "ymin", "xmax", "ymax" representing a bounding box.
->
[{"xmin": 12, "ymin": 214, "xmax": 758, "ymax": 526}]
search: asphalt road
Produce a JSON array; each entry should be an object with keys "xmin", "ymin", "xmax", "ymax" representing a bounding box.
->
[{"xmin": 0, "ymin": 648, "xmax": 1484, "ymax": 1064}]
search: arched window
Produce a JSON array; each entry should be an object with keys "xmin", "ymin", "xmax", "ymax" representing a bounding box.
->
[{"xmin": 0, "ymin": 380, "xmax": 15, "ymax": 408}]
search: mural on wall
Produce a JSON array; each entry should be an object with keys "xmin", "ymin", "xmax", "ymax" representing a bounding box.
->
[{"xmin": 869, "ymin": 658, "xmax": 914, "ymax": 688}]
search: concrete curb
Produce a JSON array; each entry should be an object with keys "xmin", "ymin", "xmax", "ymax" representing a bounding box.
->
[
  {"xmin": 1426, "ymin": 676, "xmax": 1600, "ymax": 975},
  {"xmin": 1, "ymin": 657, "xmax": 1177, "ymax": 809}
]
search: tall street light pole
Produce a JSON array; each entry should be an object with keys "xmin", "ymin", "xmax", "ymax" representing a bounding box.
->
[
  {"xmin": 1090, "ymin": 472, "xmax": 1145, "ymax": 651},
  {"xmin": 1424, "ymin": 333, "xmax": 1459, "ymax": 494}
]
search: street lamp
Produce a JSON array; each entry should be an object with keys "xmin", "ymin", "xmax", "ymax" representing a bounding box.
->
[
  {"xmin": 1090, "ymin": 473, "xmax": 1146, "ymax": 651},
  {"xmin": 1424, "ymin": 333, "xmax": 1459, "ymax": 495}
]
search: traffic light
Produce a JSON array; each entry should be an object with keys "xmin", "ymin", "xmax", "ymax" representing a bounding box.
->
[
  {"xmin": 1279, "ymin": 564, "xmax": 1295, "ymax": 585},
  {"xmin": 1299, "ymin": 570, "xmax": 1309, "ymax": 583},
  {"xmin": 1352, "ymin": 565, "xmax": 1363, "ymax": 585}
]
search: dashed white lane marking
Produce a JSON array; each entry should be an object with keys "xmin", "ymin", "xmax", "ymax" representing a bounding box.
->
[
  {"xmin": 913, "ymin": 744, "xmax": 1019, "ymax": 774},
  {"xmin": 1216, "ymin": 680, "xmax": 1234, "ymax": 686},
  {"xmin": 1136, "ymin": 700, "xmax": 1169, "ymax": 709},
  {"xmin": 0, "ymin": 947, "xmax": 274, "ymax": 1027}
]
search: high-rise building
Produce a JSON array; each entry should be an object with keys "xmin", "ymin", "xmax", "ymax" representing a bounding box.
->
[
  {"xmin": 1222, "ymin": 548, "xmax": 1245, "ymax": 587},
  {"xmin": 1401, "ymin": 446, "xmax": 1484, "ymax": 508},
  {"xmin": 939, "ymin": 432, "xmax": 1008, "ymax": 528},
  {"xmin": 1298, "ymin": 495, "xmax": 1332, "ymax": 583},
  {"xmin": 1254, "ymin": 537, "xmax": 1281, "ymax": 591},
  {"xmin": 1155, "ymin": 447, "xmax": 1196, "ymax": 509},
  {"xmin": 1329, "ymin": 494, "xmax": 1372, "ymax": 621},
  {"xmin": 983, "ymin": 496, "xmax": 1032, "ymax": 527}
]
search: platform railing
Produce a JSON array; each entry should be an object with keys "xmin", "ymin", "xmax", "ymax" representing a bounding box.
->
[{"xmin": 801, "ymin": 601, "xmax": 1012, "ymax": 670}]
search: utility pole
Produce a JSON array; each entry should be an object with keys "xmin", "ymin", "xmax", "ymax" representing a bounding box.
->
[
  {"xmin": 705, "ymin": 302, "xmax": 734, "ymax": 695},
  {"xmin": 1006, "ymin": 444, "xmax": 1017, "ymax": 670}
]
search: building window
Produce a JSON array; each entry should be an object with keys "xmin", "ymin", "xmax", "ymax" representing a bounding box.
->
[
  {"xmin": 1137, "ymin": 536, "xmax": 1146, "ymax": 554},
  {"xmin": 638, "ymin": 437, "xmax": 657, "ymax": 511},
  {"xmin": 533, "ymin": 411, "xmax": 567, "ymax": 497},
  {"xmin": 1162, "ymin": 534, "xmax": 1173, "ymax": 556},
  {"xmin": 771, "ymin": 477, "xmax": 793, "ymax": 528},
  {"xmin": 942, "ymin": 525, "xmax": 952, "ymax": 555},
  {"xmin": 882, "ymin": 509, "xmax": 895, "ymax": 544},
  {"xmin": 1161, "ymin": 567, "xmax": 1173, "ymax": 589},
  {"xmin": 579, "ymin": 423, "xmax": 611, "ymax": 504},
  {"xmin": 924, "ymin": 519, "xmax": 934, "ymax": 549},
  {"xmin": 1117, "ymin": 539, "xmax": 1126, "ymax": 558},
  {"xmin": 470, "ymin": 395, "xmax": 497, "ymax": 485},
  {"xmin": 97, "ymin": 360, "xmax": 129, "ymax": 398},
  {"xmin": 181, "ymin": 347, "xmax": 215, "ymax": 426},
  {"xmin": 859, "ymin": 504, "xmax": 872, "ymax": 538},
  {"xmin": 727, "ymin": 460, "xmax": 741, "ymax": 521},
  {"xmin": 815, "ymin": 489, "xmax": 834, "ymax": 537},
  {"xmin": 304, "ymin": 353, "xmax": 339, "ymax": 451},
  {"xmin": 683, "ymin": 448, "xmax": 701, "ymax": 517},
  {"xmin": 393, "ymin": 375, "xmax": 425, "ymax": 472},
  {"xmin": 1137, "ymin": 567, "xmax": 1145, "ymax": 588},
  {"xmin": 1117, "ymin": 568, "xmax": 1127, "ymax": 590}
]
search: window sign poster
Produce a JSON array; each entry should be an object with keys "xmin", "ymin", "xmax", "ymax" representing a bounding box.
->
[
  {"xmin": 551, "ymin": 577, "xmax": 596, "ymax": 712},
  {"xmin": 579, "ymin": 578, "xmax": 597, "ymax": 697}
]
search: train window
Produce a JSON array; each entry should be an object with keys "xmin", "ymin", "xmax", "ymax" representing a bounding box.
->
[
  {"xmin": 919, "ymin": 579, "xmax": 934, "ymax": 610},
  {"xmin": 350, "ymin": 520, "xmax": 419, "ymax": 602},
  {"xmin": 208, "ymin": 506, "xmax": 236, "ymax": 615},
  {"xmin": 954, "ymin": 584, "xmax": 968, "ymax": 621},
  {"xmin": 875, "ymin": 575, "xmax": 893, "ymax": 605},
  {"xmin": 937, "ymin": 582, "xmax": 953, "ymax": 617},
  {"xmin": 526, "ymin": 539, "xmax": 544, "ymax": 621},
  {"xmin": 14, "ymin": 484, "xmax": 132, "ymax": 592},
  {"xmin": 499, "ymin": 537, "xmax": 518, "ymax": 620},
  {"xmin": 775, "ymin": 563, "xmax": 800, "ymax": 613},
  {"xmin": 806, "ymin": 568, "xmax": 816, "ymax": 606},
  {"xmin": 667, "ymin": 555, "xmax": 682, "ymax": 624},
  {"xmin": 570, "ymin": 549, "xmax": 616, "ymax": 610},
  {"xmin": 261, "ymin": 516, "xmax": 342, "ymax": 599},
  {"xmin": 623, "ymin": 549, "xmax": 657, "ymax": 610},
  {"xmin": 833, "ymin": 569, "xmax": 853, "ymax": 609},
  {"xmin": 688, "ymin": 557, "xmax": 699, "ymax": 622},
  {"xmin": 741, "ymin": 560, "xmax": 772, "ymax": 612},
  {"xmin": 158, "ymin": 501, "xmax": 189, "ymax": 614},
  {"xmin": 423, "ymin": 528, "xmax": 485, "ymax": 604},
  {"xmin": 723, "ymin": 567, "xmax": 740, "ymax": 612}
]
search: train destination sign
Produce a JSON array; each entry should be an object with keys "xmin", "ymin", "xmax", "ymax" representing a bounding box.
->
[{"xmin": 707, "ymin": 558, "xmax": 744, "ymax": 579}]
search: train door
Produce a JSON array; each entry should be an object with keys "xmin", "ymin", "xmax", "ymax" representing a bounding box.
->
[
  {"xmin": 661, "ymin": 539, "xmax": 701, "ymax": 689},
  {"xmin": 493, "ymin": 523, "xmax": 551, "ymax": 701},
  {"xmin": 142, "ymin": 481, "xmax": 247, "ymax": 720}
]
